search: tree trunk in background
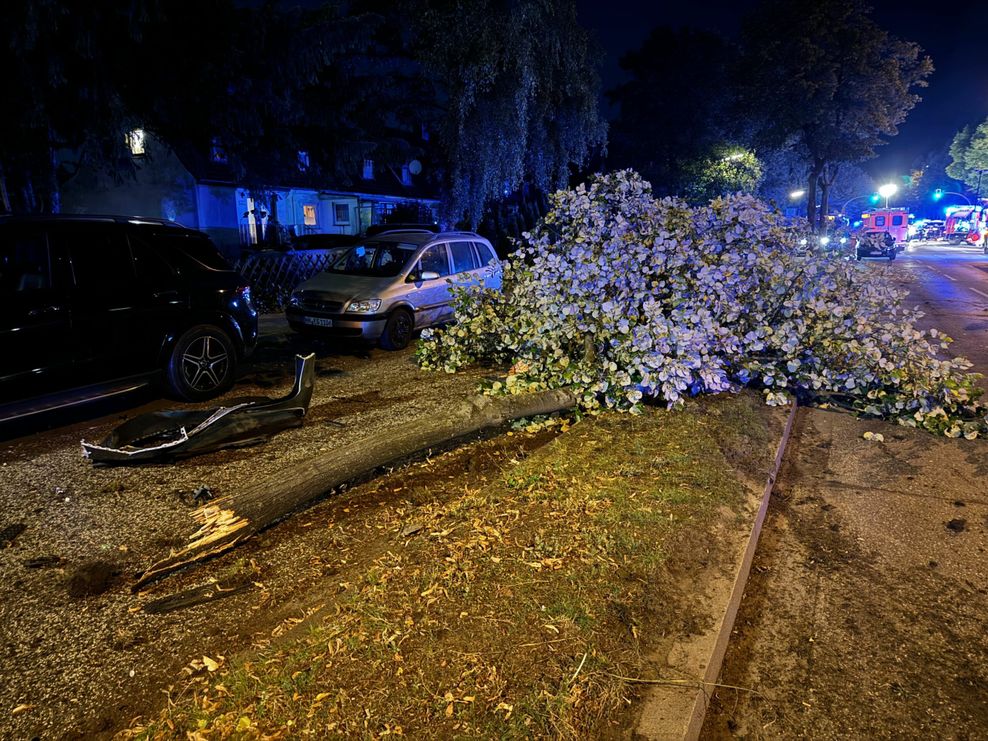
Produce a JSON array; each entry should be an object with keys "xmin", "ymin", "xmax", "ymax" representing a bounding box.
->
[
  {"xmin": 0, "ymin": 161, "xmax": 11, "ymax": 214},
  {"xmin": 46, "ymin": 126, "xmax": 61, "ymax": 214},
  {"xmin": 817, "ymin": 162, "xmax": 838, "ymax": 234},
  {"xmin": 806, "ymin": 166, "xmax": 819, "ymax": 232},
  {"xmin": 22, "ymin": 172, "xmax": 37, "ymax": 213}
]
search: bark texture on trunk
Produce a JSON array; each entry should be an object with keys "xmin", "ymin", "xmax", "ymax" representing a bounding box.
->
[
  {"xmin": 0, "ymin": 161, "xmax": 11, "ymax": 214},
  {"xmin": 134, "ymin": 389, "xmax": 579, "ymax": 591},
  {"xmin": 806, "ymin": 167, "xmax": 819, "ymax": 231}
]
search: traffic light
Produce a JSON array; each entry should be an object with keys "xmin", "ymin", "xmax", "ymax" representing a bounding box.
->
[
  {"xmin": 933, "ymin": 188, "xmax": 943, "ymax": 201},
  {"xmin": 869, "ymin": 193, "xmax": 880, "ymax": 205}
]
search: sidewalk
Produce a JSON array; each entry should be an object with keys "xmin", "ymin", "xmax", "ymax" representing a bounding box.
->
[{"xmin": 703, "ymin": 406, "xmax": 988, "ymax": 738}]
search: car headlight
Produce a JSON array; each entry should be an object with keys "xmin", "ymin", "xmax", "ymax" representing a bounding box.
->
[
  {"xmin": 289, "ymin": 292, "xmax": 302, "ymax": 306},
  {"xmin": 347, "ymin": 299, "xmax": 382, "ymax": 313}
]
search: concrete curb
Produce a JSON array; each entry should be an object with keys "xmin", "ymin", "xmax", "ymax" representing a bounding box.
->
[{"xmin": 682, "ymin": 399, "xmax": 799, "ymax": 740}]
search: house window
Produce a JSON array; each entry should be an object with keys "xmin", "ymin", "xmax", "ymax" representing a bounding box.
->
[
  {"xmin": 363, "ymin": 159, "xmax": 374, "ymax": 180},
  {"xmin": 298, "ymin": 150, "xmax": 310, "ymax": 172},
  {"xmin": 126, "ymin": 128, "xmax": 146, "ymax": 156},
  {"xmin": 303, "ymin": 204, "xmax": 317, "ymax": 227},
  {"xmin": 401, "ymin": 165, "xmax": 412, "ymax": 186},
  {"xmin": 210, "ymin": 137, "xmax": 228, "ymax": 164},
  {"xmin": 334, "ymin": 204, "xmax": 350, "ymax": 225}
]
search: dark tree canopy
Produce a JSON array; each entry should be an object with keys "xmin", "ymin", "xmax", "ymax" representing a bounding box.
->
[
  {"xmin": 739, "ymin": 0, "xmax": 932, "ymax": 230},
  {"xmin": 0, "ymin": 0, "xmax": 149, "ymax": 212},
  {"xmin": 946, "ymin": 121, "xmax": 988, "ymax": 195},
  {"xmin": 606, "ymin": 27, "xmax": 739, "ymax": 201},
  {"xmin": 0, "ymin": 0, "xmax": 606, "ymax": 228},
  {"xmin": 409, "ymin": 0, "xmax": 606, "ymax": 227}
]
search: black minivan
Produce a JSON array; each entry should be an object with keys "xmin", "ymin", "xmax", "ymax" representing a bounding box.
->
[{"xmin": 0, "ymin": 215, "xmax": 258, "ymax": 414}]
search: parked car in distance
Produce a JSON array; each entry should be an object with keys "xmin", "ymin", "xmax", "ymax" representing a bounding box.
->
[
  {"xmin": 853, "ymin": 230, "xmax": 896, "ymax": 261},
  {"xmin": 0, "ymin": 215, "xmax": 258, "ymax": 416},
  {"xmin": 286, "ymin": 230, "xmax": 501, "ymax": 350}
]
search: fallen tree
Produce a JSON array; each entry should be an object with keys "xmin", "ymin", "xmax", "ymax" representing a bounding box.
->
[
  {"xmin": 134, "ymin": 388, "xmax": 577, "ymax": 590},
  {"xmin": 419, "ymin": 169, "xmax": 988, "ymax": 437}
]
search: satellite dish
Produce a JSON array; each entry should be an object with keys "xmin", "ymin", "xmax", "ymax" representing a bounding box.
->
[{"xmin": 408, "ymin": 159, "xmax": 422, "ymax": 175}]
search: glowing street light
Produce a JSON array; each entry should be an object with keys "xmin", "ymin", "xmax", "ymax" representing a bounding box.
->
[
  {"xmin": 878, "ymin": 183, "xmax": 898, "ymax": 208},
  {"xmin": 789, "ymin": 189, "xmax": 806, "ymax": 199}
]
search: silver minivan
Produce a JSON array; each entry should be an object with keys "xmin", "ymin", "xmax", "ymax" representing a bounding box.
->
[{"xmin": 285, "ymin": 230, "xmax": 502, "ymax": 349}]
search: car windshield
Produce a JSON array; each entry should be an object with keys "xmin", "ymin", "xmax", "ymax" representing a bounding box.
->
[{"xmin": 329, "ymin": 241, "xmax": 418, "ymax": 277}]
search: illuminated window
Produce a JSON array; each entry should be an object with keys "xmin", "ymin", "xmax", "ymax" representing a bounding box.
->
[
  {"xmin": 401, "ymin": 165, "xmax": 412, "ymax": 186},
  {"xmin": 333, "ymin": 204, "xmax": 349, "ymax": 224},
  {"xmin": 363, "ymin": 159, "xmax": 374, "ymax": 180},
  {"xmin": 210, "ymin": 137, "xmax": 227, "ymax": 164},
  {"xmin": 298, "ymin": 151, "xmax": 309, "ymax": 171},
  {"xmin": 126, "ymin": 129, "xmax": 146, "ymax": 156},
  {"xmin": 303, "ymin": 204, "xmax": 317, "ymax": 226},
  {"xmin": 875, "ymin": 216, "xmax": 886, "ymax": 226}
]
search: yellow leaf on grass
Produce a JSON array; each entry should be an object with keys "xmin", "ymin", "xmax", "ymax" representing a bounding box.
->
[
  {"xmin": 236, "ymin": 716, "xmax": 251, "ymax": 732},
  {"xmin": 202, "ymin": 656, "xmax": 220, "ymax": 672},
  {"xmin": 11, "ymin": 704, "xmax": 33, "ymax": 716}
]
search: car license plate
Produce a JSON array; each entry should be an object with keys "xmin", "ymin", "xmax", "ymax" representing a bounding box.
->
[{"xmin": 302, "ymin": 316, "xmax": 333, "ymax": 327}]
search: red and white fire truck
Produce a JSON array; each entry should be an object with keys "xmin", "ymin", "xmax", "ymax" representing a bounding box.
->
[{"xmin": 858, "ymin": 208, "xmax": 911, "ymax": 245}]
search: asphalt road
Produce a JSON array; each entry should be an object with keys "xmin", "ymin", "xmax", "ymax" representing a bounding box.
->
[
  {"xmin": 892, "ymin": 240, "xmax": 988, "ymax": 381},
  {"xmin": 703, "ymin": 240, "xmax": 988, "ymax": 738}
]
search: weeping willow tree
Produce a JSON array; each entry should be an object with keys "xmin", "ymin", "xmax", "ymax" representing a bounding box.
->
[{"xmin": 409, "ymin": 0, "xmax": 607, "ymax": 228}]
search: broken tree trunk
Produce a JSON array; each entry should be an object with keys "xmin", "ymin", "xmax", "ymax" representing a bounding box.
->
[{"xmin": 134, "ymin": 388, "xmax": 578, "ymax": 591}]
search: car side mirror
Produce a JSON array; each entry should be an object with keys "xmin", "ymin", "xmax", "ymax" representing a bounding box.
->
[{"xmin": 420, "ymin": 270, "xmax": 440, "ymax": 281}]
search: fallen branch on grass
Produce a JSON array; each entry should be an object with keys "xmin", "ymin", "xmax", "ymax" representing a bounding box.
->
[{"xmin": 134, "ymin": 388, "xmax": 578, "ymax": 591}]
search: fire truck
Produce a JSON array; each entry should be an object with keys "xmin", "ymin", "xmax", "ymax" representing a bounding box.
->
[
  {"xmin": 943, "ymin": 205, "xmax": 987, "ymax": 244},
  {"xmin": 858, "ymin": 208, "xmax": 911, "ymax": 245}
]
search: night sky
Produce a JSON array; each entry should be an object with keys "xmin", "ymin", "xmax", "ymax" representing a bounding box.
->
[{"xmin": 576, "ymin": 0, "xmax": 988, "ymax": 181}]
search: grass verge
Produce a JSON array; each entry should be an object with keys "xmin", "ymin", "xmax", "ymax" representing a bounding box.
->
[{"xmin": 121, "ymin": 392, "xmax": 778, "ymax": 739}]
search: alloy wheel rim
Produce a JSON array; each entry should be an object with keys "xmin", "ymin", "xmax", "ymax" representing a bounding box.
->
[{"xmin": 181, "ymin": 335, "xmax": 229, "ymax": 391}]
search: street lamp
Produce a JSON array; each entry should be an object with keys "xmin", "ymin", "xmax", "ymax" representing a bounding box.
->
[{"xmin": 878, "ymin": 183, "xmax": 898, "ymax": 208}]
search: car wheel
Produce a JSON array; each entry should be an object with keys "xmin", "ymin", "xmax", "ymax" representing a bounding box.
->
[
  {"xmin": 166, "ymin": 324, "xmax": 237, "ymax": 401},
  {"xmin": 379, "ymin": 309, "xmax": 415, "ymax": 351}
]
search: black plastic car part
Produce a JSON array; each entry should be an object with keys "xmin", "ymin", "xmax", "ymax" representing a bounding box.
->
[{"xmin": 81, "ymin": 354, "xmax": 314, "ymax": 464}]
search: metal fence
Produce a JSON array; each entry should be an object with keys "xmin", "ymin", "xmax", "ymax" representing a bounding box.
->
[{"xmin": 232, "ymin": 251, "xmax": 335, "ymax": 312}]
